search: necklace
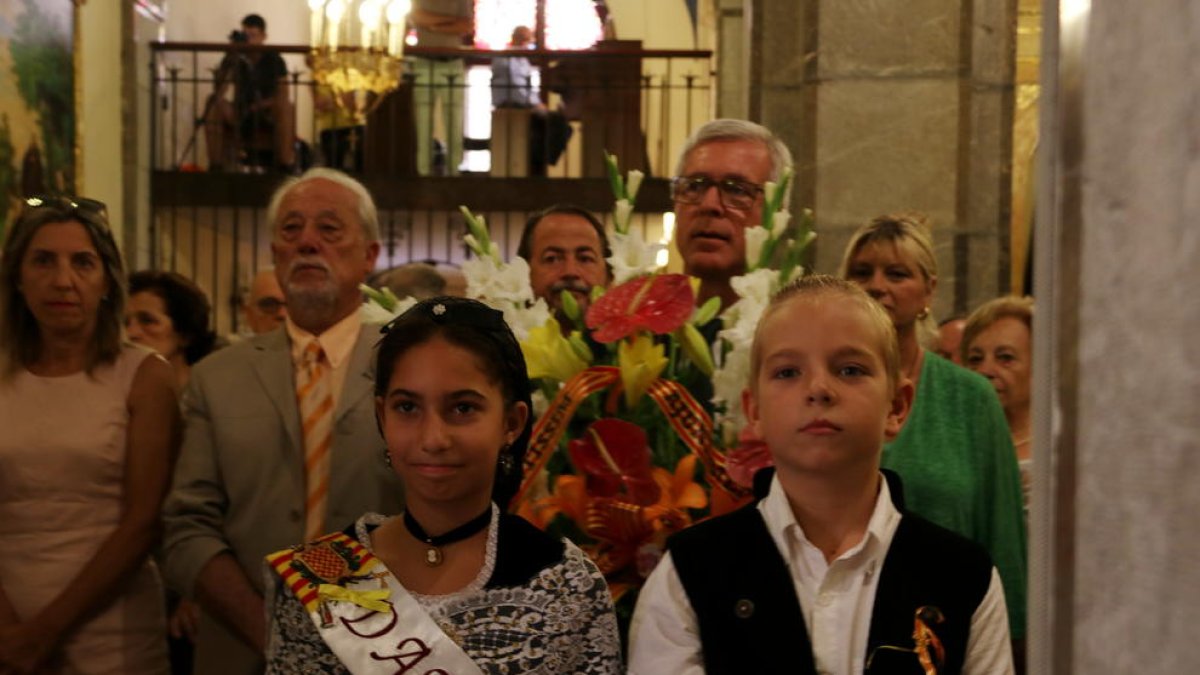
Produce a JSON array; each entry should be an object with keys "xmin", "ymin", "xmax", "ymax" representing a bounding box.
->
[
  {"xmin": 402, "ymin": 507, "xmax": 492, "ymax": 567},
  {"xmin": 1012, "ymin": 435, "xmax": 1032, "ymax": 446}
]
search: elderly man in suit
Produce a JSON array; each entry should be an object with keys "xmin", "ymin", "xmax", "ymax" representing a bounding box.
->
[{"xmin": 162, "ymin": 168, "xmax": 404, "ymax": 675}]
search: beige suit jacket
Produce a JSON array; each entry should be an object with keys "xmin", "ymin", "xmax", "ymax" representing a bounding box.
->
[{"xmin": 162, "ymin": 324, "xmax": 404, "ymax": 675}]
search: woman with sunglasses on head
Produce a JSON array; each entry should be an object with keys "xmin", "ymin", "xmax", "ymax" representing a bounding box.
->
[
  {"xmin": 264, "ymin": 297, "xmax": 622, "ymax": 674},
  {"xmin": 0, "ymin": 197, "xmax": 179, "ymax": 674},
  {"xmin": 840, "ymin": 213, "xmax": 1028, "ymax": 652}
]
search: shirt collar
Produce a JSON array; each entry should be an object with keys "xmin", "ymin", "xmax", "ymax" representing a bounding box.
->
[
  {"xmin": 285, "ymin": 309, "xmax": 363, "ymax": 369},
  {"xmin": 760, "ymin": 471, "xmax": 902, "ymax": 564}
]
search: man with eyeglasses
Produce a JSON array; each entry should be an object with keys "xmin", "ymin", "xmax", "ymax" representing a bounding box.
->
[
  {"xmin": 671, "ymin": 119, "xmax": 794, "ymax": 313},
  {"xmin": 241, "ymin": 268, "xmax": 287, "ymax": 335}
]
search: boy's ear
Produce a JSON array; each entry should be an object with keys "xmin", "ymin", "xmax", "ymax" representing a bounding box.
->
[
  {"xmin": 741, "ymin": 386, "xmax": 761, "ymax": 437},
  {"xmin": 884, "ymin": 378, "xmax": 915, "ymax": 440}
]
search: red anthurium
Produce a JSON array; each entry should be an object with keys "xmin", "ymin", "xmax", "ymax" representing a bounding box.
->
[
  {"xmin": 568, "ymin": 418, "xmax": 661, "ymax": 505},
  {"xmin": 585, "ymin": 274, "xmax": 695, "ymax": 343}
]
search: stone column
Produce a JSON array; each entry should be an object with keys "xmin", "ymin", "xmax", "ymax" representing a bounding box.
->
[
  {"xmin": 744, "ymin": 0, "xmax": 1016, "ymax": 316},
  {"xmin": 1031, "ymin": 0, "xmax": 1200, "ymax": 671}
]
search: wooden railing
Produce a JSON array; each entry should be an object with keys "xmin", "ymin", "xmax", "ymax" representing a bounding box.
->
[{"xmin": 147, "ymin": 41, "xmax": 710, "ymax": 334}]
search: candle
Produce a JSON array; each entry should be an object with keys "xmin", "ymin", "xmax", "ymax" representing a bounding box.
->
[
  {"xmin": 385, "ymin": 0, "xmax": 410, "ymax": 57},
  {"xmin": 307, "ymin": 0, "xmax": 326, "ymax": 49},
  {"xmin": 359, "ymin": 0, "xmax": 381, "ymax": 52},
  {"xmin": 325, "ymin": 0, "xmax": 346, "ymax": 51}
]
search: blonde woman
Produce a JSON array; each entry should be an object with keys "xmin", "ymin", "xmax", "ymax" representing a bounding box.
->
[{"xmin": 840, "ymin": 213, "xmax": 1027, "ymax": 643}]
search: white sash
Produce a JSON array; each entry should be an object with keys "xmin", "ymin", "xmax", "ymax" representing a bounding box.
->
[
  {"xmin": 312, "ymin": 570, "xmax": 485, "ymax": 675},
  {"xmin": 267, "ymin": 533, "xmax": 484, "ymax": 675}
]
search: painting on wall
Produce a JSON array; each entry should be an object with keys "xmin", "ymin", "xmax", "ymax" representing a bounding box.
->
[{"xmin": 0, "ymin": 0, "xmax": 76, "ymax": 241}]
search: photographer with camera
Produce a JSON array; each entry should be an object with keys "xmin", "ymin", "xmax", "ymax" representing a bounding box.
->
[{"xmin": 203, "ymin": 14, "xmax": 295, "ymax": 172}]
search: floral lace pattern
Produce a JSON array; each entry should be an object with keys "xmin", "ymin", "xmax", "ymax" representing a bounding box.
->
[{"xmin": 266, "ymin": 513, "xmax": 622, "ymax": 674}]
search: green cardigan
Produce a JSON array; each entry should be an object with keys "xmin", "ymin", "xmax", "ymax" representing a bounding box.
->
[{"xmin": 883, "ymin": 351, "xmax": 1028, "ymax": 639}]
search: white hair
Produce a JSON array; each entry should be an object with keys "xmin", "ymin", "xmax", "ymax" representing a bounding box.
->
[
  {"xmin": 265, "ymin": 167, "xmax": 380, "ymax": 242},
  {"xmin": 674, "ymin": 119, "xmax": 794, "ymax": 202}
]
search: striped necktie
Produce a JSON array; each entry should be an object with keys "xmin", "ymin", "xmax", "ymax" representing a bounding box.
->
[{"xmin": 297, "ymin": 339, "xmax": 333, "ymax": 541}]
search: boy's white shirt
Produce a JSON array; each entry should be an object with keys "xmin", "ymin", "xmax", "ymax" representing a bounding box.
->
[{"xmin": 628, "ymin": 473, "xmax": 1015, "ymax": 675}]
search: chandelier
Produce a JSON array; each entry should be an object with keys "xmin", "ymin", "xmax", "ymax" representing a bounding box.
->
[{"xmin": 307, "ymin": 0, "xmax": 411, "ymax": 123}]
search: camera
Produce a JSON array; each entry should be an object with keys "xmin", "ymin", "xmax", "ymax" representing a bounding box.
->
[{"xmin": 229, "ymin": 29, "xmax": 248, "ymax": 44}]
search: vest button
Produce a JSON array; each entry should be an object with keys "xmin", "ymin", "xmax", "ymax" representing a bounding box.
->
[{"xmin": 734, "ymin": 598, "xmax": 754, "ymax": 619}]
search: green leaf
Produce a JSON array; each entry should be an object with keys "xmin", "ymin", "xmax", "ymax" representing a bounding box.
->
[
  {"xmin": 692, "ymin": 295, "xmax": 722, "ymax": 326},
  {"xmin": 604, "ymin": 150, "xmax": 625, "ymax": 200}
]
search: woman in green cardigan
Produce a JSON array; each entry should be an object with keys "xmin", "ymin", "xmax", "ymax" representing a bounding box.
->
[{"xmin": 839, "ymin": 213, "xmax": 1028, "ymax": 644}]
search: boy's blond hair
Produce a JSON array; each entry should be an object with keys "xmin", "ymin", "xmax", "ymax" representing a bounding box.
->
[{"xmin": 750, "ymin": 275, "xmax": 902, "ymax": 392}]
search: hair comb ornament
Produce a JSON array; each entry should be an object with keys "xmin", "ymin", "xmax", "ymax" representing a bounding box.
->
[{"xmin": 380, "ymin": 296, "xmax": 508, "ymax": 335}]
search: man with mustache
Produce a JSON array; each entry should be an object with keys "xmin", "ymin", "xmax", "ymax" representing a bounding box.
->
[
  {"xmin": 672, "ymin": 119, "xmax": 794, "ymax": 313},
  {"xmin": 517, "ymin": 204, "xmax": 612, "ymax": 331},
  {"xmin": 162, "ymin": 169, "xmax": 404, "ymax": 675}
]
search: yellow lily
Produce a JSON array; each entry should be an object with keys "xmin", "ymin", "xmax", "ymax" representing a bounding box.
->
[
  {"xmin": 522, "ymin": 319, "xmax": 589, "ymax": 382},
  {"xmin": 618, "ymin": 333, "xmax": 667, "ymax": 407}
]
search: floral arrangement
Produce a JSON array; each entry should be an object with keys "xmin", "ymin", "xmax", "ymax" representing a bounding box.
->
[{"xmin": 361, "ymin": 152, "xmax": 816, "ymax": 621}]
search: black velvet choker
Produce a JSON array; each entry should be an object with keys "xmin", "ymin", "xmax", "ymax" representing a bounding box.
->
[{"xmin": 403, "ymin": 507, "xmax": 492, "ymax": 567}]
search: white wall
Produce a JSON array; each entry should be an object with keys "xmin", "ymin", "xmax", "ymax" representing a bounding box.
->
[
  {"xmin": 78, "ymin": 1, "xmax": 124, "ymax": 231},
  {"xmin": 606, "ymin": 0, "xmax": 697, "ymax": 48}
]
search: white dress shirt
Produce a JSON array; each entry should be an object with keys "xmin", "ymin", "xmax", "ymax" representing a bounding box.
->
[{"xmin": 628, "ymin": 474, "xmax": 1015, "ymax": 675}]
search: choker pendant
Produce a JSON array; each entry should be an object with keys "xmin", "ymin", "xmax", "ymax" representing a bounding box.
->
[
  {"xmin": 424, "ymin": 546, "xmax": 443, "ymax": 567},
  {"xmin": 403, "ymin": 507, "xmax": 492, "ymax": 568}
]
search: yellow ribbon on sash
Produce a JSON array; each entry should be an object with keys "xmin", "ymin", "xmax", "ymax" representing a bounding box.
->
[{"xmin": 317, "ymin": 584, "xmax": 392, "ymax": 613}]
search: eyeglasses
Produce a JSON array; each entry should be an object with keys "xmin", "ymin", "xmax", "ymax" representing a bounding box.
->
[
  {"xmin": 670, "ymin": 176, "xmax": 764, "ymax": 211},
  {"xmin": 25, "ymin": 195, "xmax": 109, "ymax": 218},
  {"xmin": 255, "ymin": 297, "xmax": 286, "ymax": 314}
]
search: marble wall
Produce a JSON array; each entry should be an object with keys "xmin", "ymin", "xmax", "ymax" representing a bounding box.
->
[
  {"xmin": 1066, "ymin": 0, "xmax": 1200, "ymax": 670},
  {"xmin": 741, "ymin": 0, "xmax": 1017, "ymax": 318}
]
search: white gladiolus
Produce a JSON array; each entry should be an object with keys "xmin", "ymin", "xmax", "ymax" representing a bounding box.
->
[
  {"xmin": 772, "ymin": 210, "xmax": 791, "ymax": 238},
  {"xmin": 359, "ymin": 294, "xmax": 418, "ymax": 325},
  {"xmin": 463, "ymin": 233, "xmax": 483, "ymax": 256},
  {"xmin": 608, "ymin": 231, "xmax": 663, "ymax": 284},
  {"xmin": 501, "ymin": 297, "xmax": 552, "ymax": 341},
  {"xmin": 626, "ymin": 170, "xmax": 644, "ymax": 201},
  {"xmin": 613, "ymin": 198, "xmax": 634, "ymax": 234},
  {"xmin": 530, "ymin": 388, "xmax": 551, "ymax": 420},
  {"xmin": 710, "ymin": 345, "xmax": 751, "ymax": 431},
  {"xmin": 463, "ymin": 255, "xmax": 534, "ymax": 305},
  {"xmin": 744, "ymin": 226, "xmax": 770, "ymax": 269},
  {"xmin": 763, "ymin": 180, "xmax": 779, "ymax": 205},
  {"xmin": 729, "ymin": 268, "xmax": 778, "ymax": 309}
]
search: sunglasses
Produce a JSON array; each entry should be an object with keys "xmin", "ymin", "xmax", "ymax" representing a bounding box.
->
[
  {"xmin": 25, "ymin": 195, "xmax": 109, "ymax": 219},
  {"xmin": 670, "ymin": 176, "xmax": 765, "ymax": 211}
]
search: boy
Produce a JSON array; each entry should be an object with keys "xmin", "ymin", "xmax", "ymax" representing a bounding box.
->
[{"xmin": 629, "ymin": 276, "xmax": 1014, "ymax": 674}]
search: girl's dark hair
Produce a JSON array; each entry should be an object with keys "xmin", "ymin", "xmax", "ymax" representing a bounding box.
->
[
  {"xmin": 129, "ymin": 270, "xmax": 218, "ymax": 365},
  {"xmin": 374, "ymin": 296, "xmax": 534, "ymax": 509}
]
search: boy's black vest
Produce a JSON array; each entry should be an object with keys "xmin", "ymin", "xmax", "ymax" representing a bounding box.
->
[{"xmin": 669, "ymin": 470, "xmax": 993, "ymax": 675}]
